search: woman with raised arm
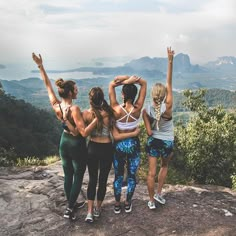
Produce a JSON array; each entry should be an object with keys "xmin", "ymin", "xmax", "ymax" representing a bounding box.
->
[
  {"xmin": 72, "ymin": 87, "xmax": 140, "ymax": 223},
  {"xmin": 109, "ymin": 75, "xmax": 146, "ymax": 214},
  {"xmin": 142, "ymin": 47, "xmax": 175, "ymax": 210},
  {"xmin": 32, "ymin": 53, "xmax": 97, "ymax": 220}
]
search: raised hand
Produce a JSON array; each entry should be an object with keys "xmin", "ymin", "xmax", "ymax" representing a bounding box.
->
[
  {"xmin": 32, "ymin": 53, "xmax": 43, "ymax": 67},
  {"xmin": 167, "ymin": 47, "xmax": 175, "ymax": 62}
]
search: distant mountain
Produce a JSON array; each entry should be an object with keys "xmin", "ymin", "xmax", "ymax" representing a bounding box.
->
[
  {"xmin": 0, "ymin": 64, "xmax": 6, "ymax": 69},
  {"xmin": 0, "ymin": 79, "xmax": 35, "ymax": 97},
  {"xmin": 2, "ymin": 53, "xmax": 236, "ymax": 111},
  {"xmin": 125, "ymin": 53, "xmax": 206, "ymax": 74},
  {"xmin": 11, "ymin": 77, "xmax": 46, "ymax": 90},
  {"xmin": 31, "ymin": 53, "xmax": 205, "ymax": 76},
  {"xmin": 204, "ymin": 56, "xmax": 236, "ymax": 72},
  {"xmin": 0, "ymin": 78, "xmax": 53, "ymax": 109}
]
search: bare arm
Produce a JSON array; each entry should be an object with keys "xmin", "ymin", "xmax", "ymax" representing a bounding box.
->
[
  {"xmin": 71, "ymin": 106, "xmax": 97, "ymax": 137},
  {"xmin": 112, "ymin": 126, "xmax": 140, "ymax": 141},
  {"xmin": 165, "ymin": 47, "xmax": 174, "ymax": 112},
  {"xmin": 32, "ymin": 53, "xmax": 60, "ymax": 107},
  {"xmin": 109, "ymin": 80, "xmax": 120, "ymax": 108},
  {"xmin": 116, "ymin": 75, "xmax": 147, "ymax": 111},
  {"xmin": 142, "ymin": 109, "xmax": 153, "ymax": 136},
  {"xmin": 109, "ymin": 75, "xmax": 145, "ymax": 108},
  {"xmin": 133, "ymin": 78, "xmax": 147, "ymax": 111}
]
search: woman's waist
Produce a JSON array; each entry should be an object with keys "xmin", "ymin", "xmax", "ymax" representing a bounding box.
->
[
  {"xmin": 115, "ymin": 136, "xmax": 139, "ymax": 143},
  {"xmin": 62, "ymin": 130, "xmax": 84, "ymax": 139},
  {"xmin": 117, "ymin": 128, "xmax": 136, "ymax": 133},
  {"xmin": 90, "ymin": 136, "xmax": 112, "ymax": 143},
  {"xmin": 152, "ymin": 130, "xmax": 174, "ymax": 140}
]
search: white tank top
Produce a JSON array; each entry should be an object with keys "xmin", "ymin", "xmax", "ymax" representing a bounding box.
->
[{"xmin": 146, "ymin": 103, "xmax": 174, "ymax": 141}]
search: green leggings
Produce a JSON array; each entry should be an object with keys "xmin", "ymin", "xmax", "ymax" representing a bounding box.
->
[{"xmin": 59, "ymin": 132, "xmax": 87, "ymax": 209}]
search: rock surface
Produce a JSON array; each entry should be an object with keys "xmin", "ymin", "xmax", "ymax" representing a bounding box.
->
[{"xmin": 0, "ymin": 161, "xmax": 235, "ymax": 236}]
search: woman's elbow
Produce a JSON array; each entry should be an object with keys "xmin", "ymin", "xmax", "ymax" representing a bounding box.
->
[
  {"xmin": 112, "ymin": 133, "xmax": 119, "ymax": 141},
  {"xmin": 71, "ymin": 130, "xmax": 79, "ymax": 136}
]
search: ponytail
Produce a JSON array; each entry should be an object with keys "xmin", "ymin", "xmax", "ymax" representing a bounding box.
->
[
  {"xmin": 89, "ymin": 87, "xmax": 115, "ymax": 132},
  {"xmin": 122, "ymin": 84, "xmax": 137, "ymax": 107},
  {"xmin": 151, "ymin": 83, "xmax": 166, "ymax": 129}
]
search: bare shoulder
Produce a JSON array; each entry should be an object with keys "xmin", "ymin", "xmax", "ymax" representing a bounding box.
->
[
  {"xmin": 70, "ymin": 105, "xmax": 80, "ymax": 112},
  {"xmin": 83, "ymin": 109, "xmax": 92, "ymax": 117},
  {"xmin": 82, "ymin": 109, "xmax": 94, "ymax": 122}
]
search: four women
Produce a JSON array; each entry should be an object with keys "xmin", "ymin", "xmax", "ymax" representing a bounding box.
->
[{"xmin": 32, "ymin": 47, "xmax": 175, "ymax": 220}]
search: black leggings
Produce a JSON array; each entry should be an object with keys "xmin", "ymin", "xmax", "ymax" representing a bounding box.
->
[{"xmin": 87, "ymin": 141, "xmax": 113, "ymax": 201}]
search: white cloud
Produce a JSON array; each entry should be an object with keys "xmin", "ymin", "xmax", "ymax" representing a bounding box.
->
[{"xmin": 0, "ymin": 0, "xmax": 235, "ymax": 66}]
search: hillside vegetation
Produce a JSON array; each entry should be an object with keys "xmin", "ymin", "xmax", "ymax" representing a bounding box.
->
[
  {"xmin": 0, "ymin": 84, "xmax": 61, "ymax": 165},
  {"xmin": 1, "ymin": 77, "xmax": 236, "ymax": 112},
  {"xmin": 0, "ymin": 81, "xmax": 235, "ymax": 188}
]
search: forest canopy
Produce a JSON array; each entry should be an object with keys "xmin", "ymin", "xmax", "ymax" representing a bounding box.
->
[{"xmin": 0, "ymin": 91, "xmax": 61, "ymax": 163}]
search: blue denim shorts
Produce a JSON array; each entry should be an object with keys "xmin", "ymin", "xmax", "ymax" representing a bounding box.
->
[{"xmin": 145, "ymin": 136, "xmax": 174, "ymax": 158}]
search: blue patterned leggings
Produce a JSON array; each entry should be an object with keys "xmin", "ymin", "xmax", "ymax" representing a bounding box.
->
[{"xmin": 113, "ymin": 137, "xmax": 140, "ymax": 203}]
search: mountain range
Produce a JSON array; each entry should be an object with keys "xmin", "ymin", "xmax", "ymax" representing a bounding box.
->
[
  {"xmin": 0, "ymin": 53, "xmax": 236, "ymax": 110},
  {"xmin": 24, "ymin": 53, "xmax": 236, "ymax": 75}
]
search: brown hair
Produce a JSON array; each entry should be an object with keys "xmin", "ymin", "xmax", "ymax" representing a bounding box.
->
[
  {"xmin": 89, "ymin": 87, "xmax": 115, "ymax": 132},
  {"xmin": 55, "ymin": 78, "xmax": 76, "ymax": 98},
  {"xmin": 122, "ymin": 84, "xmax": 138, "ymax": 107}
]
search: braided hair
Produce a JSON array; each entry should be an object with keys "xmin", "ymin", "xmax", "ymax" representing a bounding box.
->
[
  {"xmin": 55, "ymin": 78, "xmax": 76, "ymax": 98},
  {"xmin": 89, "ymin": 87, "xmax": 115, "ymax": 132},
  {"xmin": 151, "ymin": 83, "xmax": 166, "ymax": 129},
  {"xmin": 122, "ymin": 84, "xmax": 138, "ymax": 107}
]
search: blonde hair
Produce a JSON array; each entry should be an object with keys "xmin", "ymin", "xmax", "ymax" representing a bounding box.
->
[{"xmin": 151, "ymin": 83, "xmax": 166, "ymax": 128}]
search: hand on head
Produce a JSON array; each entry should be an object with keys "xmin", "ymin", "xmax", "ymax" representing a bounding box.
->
[
  {"xmin": 114, "ymin": 77, "xmax": 121, "ymax": 84},
  {"xmin": 123, "ymin": 75, "xmax": 141, "ymax": 84}
]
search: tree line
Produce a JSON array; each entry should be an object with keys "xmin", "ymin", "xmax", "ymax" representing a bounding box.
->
[{"xmin": 0, "ymin": 82, "xmax": 61, "ymax": 165}]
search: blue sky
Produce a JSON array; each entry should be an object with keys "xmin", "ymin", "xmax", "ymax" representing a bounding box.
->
[{"xmin": 0, "ymin": 0, "xmax": 235, "ymax": 68}]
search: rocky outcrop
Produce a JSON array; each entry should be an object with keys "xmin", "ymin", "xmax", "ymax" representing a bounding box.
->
[{"xmin": 0, "ymin": 161, "xmax": 235, "ymax": 236}]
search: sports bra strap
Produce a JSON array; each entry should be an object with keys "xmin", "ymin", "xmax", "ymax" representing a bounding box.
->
[
  {"xmin": 117, "ymin": 105, "xmax": 137, "ymax": 122},
  {"xmin": 59, "ymin": 103, "xmax": 63, "ymax": 121}
]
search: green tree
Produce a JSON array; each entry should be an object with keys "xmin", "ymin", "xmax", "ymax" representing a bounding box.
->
[
  {"xmin": 175, "ymin": 89, "xmax": 236, "ymax": 187},
  {"xmin": 0, "ymin": 93, "xmax": 61, "ymax": 162}
]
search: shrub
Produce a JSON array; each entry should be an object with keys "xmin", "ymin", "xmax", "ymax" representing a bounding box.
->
[{"xmin": 175, "ymin": 89, "xmax": 236, "ymax": 187}]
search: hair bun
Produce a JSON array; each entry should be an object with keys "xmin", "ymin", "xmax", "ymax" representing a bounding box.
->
[{"xmin": 55, "ymin": 78, "xmax": 64, "ymax": 88}]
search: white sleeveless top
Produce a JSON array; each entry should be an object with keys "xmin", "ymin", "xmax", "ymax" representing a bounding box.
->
[{"xmin": 146, "ymin": 103, "xmax": 174, "ymax": 141}]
